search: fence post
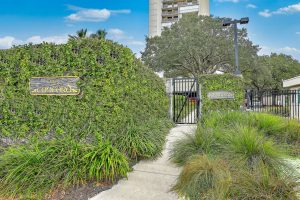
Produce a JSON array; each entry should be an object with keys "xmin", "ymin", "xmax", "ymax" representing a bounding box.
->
[{"xmin": 165, "ymin": 78, "xmax": 173, "ymax": 120}]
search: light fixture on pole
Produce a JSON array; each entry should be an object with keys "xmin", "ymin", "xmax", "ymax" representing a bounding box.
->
[{"xmin": 222, "ymin": 17, "xmax": 249, "ymax": 77}]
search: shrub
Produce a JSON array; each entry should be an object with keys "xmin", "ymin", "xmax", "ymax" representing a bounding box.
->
[
  {"xmin": 0, "ymin": 138, "xmax": 129, "ymax": 199},
  {"xmin": 0, "ymin": 38, "xmax": 172, "ymax": 198},
  {"xmin": 170, "ymin": 126, "xmax": 218, "ymax": 166},
  {"xmin": 0, "ymin": 38, "xmax": 170, "ymax": 145},
  {"xmin": 172, "ymin": 155, "xmax": 231, "ymax": 200},
  {"xmin": 199, "ymin": 74, "xmax": 244, "ymax": 116}
]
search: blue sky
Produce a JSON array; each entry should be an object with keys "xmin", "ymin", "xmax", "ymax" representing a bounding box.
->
[{"xmin": 0, "ymin": 0, "xmax": 299, "ymax": 60}]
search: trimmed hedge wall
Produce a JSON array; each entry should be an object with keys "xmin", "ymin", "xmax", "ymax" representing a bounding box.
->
[
  {"xmin": 199, "ymin": 74, "xmax": 244, "ymax": 115},
  {"xmin": 0, "ymin": 38, "xmax": 169, "ymax": 142}
]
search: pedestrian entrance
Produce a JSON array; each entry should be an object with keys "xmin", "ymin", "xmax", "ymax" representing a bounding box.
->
[{"xmin": 172, "ymin": 78, "xmax": 200, "ymax": 124}]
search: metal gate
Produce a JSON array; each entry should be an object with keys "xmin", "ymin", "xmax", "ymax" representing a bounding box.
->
[{"xmin": 172, "ymin": 78, "xmax": 200, "ymax": 124}]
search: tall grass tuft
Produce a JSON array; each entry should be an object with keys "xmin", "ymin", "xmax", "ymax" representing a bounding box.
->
[
  {"xmin": 230, "ymin": 163, "xmax": 300, "ymax": 200},
  {"xmin": 172, "ymin": 155, "xmax": 231, "ymax": 200},
  {"xmin": 251, "ymin": 112, "xmax": 287, "ymax": 137},
  {"xmin": 284, "ymin": 120, "xmax": 300, "ymax": 155},
  {"xmin": 171, "ymin": 111, "xmax": 300, "ymax": 199},
  {"xmin": 224, "ymin": 125, "xmax": 285, "ymax": 173},
  {"xmin": 202, "ymin": 111, "xmax": 252, "ymax": 129},
  {"xmin": 113, "ymin": 118, "xmax": 171, "ymax": 160},
  {"xmin": 0, "ymin": 138, "xmax": 129, "ymax": 199},
  {"xmin": 252, "ymin": 113, "xmax": 300, "ymax": 156},
  {"xmin": 170, "ymin": 126, "xmax": 218, "ymax": 166}
]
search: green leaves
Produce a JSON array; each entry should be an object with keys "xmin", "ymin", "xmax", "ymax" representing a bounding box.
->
[
  {"xmin": 199, "ymin": 74, "xmax": 245, "ymax": 116},
  {"xmin": 0, "ymin": 38, "xmax": 169, "ymax": 141},
  {"xmin": 243, "ymin": 54, "xmax": 300, "ymax": 91},
  {"xmin": 142, "ymin": 14, "xmax": 258, "ymax": 78},
  {"xmin": 0, "ymin": 139, "xmax": 129, "ymax": 199},
  {"xmin": 0, "ymin": 37, "xmax": 172, "ymax": 199},
  {"xmin": 171, "ymin": 111, "xmax": 300, "ymax": 200}
]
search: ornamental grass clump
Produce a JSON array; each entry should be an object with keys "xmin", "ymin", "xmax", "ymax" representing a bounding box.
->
[
  {"xmin": 223, "ymin": 125, "xmax": 285, "ymax": 173},
  {"xmin": 171, "ymin": 111, "xmax": 300, "ymax": 200},
  {"xmin": 251, "ymin": 112, "xmax": 287, "ymax": 137},
  {"xmin": 170, "ymin": 126, "xmax": 218, "ymax": 166},
  {"xmin": 229, "ymin": 164, "xmax": 299, "ymax": 200},
  {"xmin": 172, "ymin": 155, "xmax": 232, "ymax": 200},
  {"xmin": 0, "ymin": 138, "xmax": 129, "ymax": 200},
  {"xmin": 252, "ymin": 112, "xmax": 300, "ymax": 155},
  {"xmin": 113, "ymin": 118, "xmax": 172, "ymax": 160},
  {"xmin": 285, "ymin": 120, "xmax": 300, "ymax": 155}
]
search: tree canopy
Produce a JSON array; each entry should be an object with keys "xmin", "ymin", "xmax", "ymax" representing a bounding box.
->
[
  {"xmin": 141, "ymin": 14, "xmax": 259, "ymax": 78},
  {"xmin": 243, "ymin": 53, "xmax": 300, "ymax": 90},
  {"xmin": 141, "ymin": 14, "xmax": 300, "ymax": 90},
  {"xmin": 69, "ymin": 28, "xmax": 107, "ymax": 40}
]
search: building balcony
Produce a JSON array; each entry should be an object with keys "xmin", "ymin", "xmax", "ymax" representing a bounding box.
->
[
  {"xmin": 162, "ymin": 18, "xmax": 179, "ymax": 23},
  {"xmin": 162, "ymin": 11, "xmax": 179, "ymax": 16},
  {"xmin": 162, "ymin": 0, "xmax": 176, "ymax": 2}
]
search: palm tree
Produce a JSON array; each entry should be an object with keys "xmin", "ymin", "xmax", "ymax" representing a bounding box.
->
[
  {"xmin": 69, "ymin": 28, "xmax": 88, "ymax": 40},
  {"xmin": 90, "ymin": 29, "xmax": 107, "ymax": 40}
]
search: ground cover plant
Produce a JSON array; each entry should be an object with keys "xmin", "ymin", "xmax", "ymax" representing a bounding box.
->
[
  {"xmin": 171, "ymin": 111, "xmax": 300, "ymax": 200},
  {"xmin": 0, "ymin": 37, "xmax": 172, "ymax": 199}
]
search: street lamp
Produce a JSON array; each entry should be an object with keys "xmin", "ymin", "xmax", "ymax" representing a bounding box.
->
[{"xmin": 222, "ymin": 17, "xmax": 249, "ymax": 77}]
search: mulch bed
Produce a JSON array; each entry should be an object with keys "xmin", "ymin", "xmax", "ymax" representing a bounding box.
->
[{"xmin": 45, "ymin": 181, "xmax": 113, "ymax": 200}]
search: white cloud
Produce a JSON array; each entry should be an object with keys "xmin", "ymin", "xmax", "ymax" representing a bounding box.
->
[
  {"xmin": 108, "ymin": 28, "xmax": 145, "ymax": 57},
  {"xmin": 296, "ymin": 32, "xmax": 300, "ymax": 35},
  {"xmin": 259, "ymin": 3, "xmax": 300, "ymax": 17},
  {"xmin": 0, "ymin": 36, "xmax": 18, "ymax": 49},
  {"xmin": 108, "ymin": 28, "xmax": 145, "ymax": 47},
  {"xmin": 259, "ymin": 9, "xmax": 272, "ymax": 17},
  {"xmin": 65, "ymin": 5, "xmax": 131, "ymax": 22},
  {"xmin": 0, "ymin": 35, "xmax": 69, "ymax": 49},
  {"xmin": 246, "ymin": 4, "xmax": 257, "ymax": 9},
  {"xmin": 216, "ymin": 0, "xmax": 239, "ymax": 3},
  {"xmin": 273, "ymin": 3, "xmax": 300, "ymax": 14},
  {"xmin": 26, "ymin": 35, "xmax": 68, "ymax": 44},
  {"xmin": 259, "ymin": 46, "xmax": 300, "ymax": 61}
]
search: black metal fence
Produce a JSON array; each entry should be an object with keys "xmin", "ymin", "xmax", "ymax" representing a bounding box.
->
[
  {"xmin": 173, "ymin": 78, "xmax": 200, "ymax": 124},
  {"xmin": 246, "ymin": 90, "xmax": 300, "ymax": 120}
]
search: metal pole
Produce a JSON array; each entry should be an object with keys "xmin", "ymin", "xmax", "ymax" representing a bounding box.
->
[{"xmin": 233, "ymin": 22, "xmax": 240, "ymax": 76}]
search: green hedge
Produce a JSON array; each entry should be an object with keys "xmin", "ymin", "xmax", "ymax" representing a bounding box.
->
[
  {"xmin": 0, "ymin": 38, "xmax": 172, "ymax": 199},
  {"xmin": 0, "ymin": 38, "xmax": 169, "ymax": 141},
  {"xmin": 199, "ymin": 74, "xmax": 244, "ymax": 115}
]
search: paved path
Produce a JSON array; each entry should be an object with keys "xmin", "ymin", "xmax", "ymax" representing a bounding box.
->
[
  {"xmin": 90, "ymin": 125, "xmax": 197, "ymax": 200},
  {"xmin": 178, "ymin": 109, "xmax": 197, "ymax": 124}
]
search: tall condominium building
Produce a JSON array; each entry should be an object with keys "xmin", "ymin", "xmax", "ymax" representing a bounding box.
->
[{"xmin": 149, "ymin": 0, "xmax": 210, "ymax": 37}]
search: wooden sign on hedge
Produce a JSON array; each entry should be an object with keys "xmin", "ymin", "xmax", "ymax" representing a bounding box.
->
[{"xmin": 30, "ymin": 76, "xmax": 80, "ymax": 95}]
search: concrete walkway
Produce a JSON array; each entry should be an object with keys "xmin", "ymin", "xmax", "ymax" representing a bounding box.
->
[{"xmin": 90, "ymin": 125, "xmax": 197, "ymax": 200}]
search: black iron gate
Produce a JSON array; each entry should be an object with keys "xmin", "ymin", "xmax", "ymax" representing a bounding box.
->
[{"xmin": 172, "ymin": 78, "xmax": 200, "ymax": 124}]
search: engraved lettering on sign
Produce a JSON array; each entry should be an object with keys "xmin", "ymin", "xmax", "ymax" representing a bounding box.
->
[
  {"xmin": 30, "ymin": 77, "xmax": 80, "ymax": 95},
  {"xmin": 207, "ymin": 91, "xmax": 235, "ymax": 100}
]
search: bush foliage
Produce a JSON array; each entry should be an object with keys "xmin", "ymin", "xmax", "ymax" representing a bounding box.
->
[
  {"xmin": 0, "ymin": 38, "xmax": 169, "ymax": 140},
  {"xmin": 0, "ymin": 38, "xmax": 172, "ymax": 198},
  {"xmin": 199, "ymin": 74, "xmax": 244, "ymax": 116},
  {"xmin": 171, "ymin": 111, "xmax": 300, "ymax": 200}
]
